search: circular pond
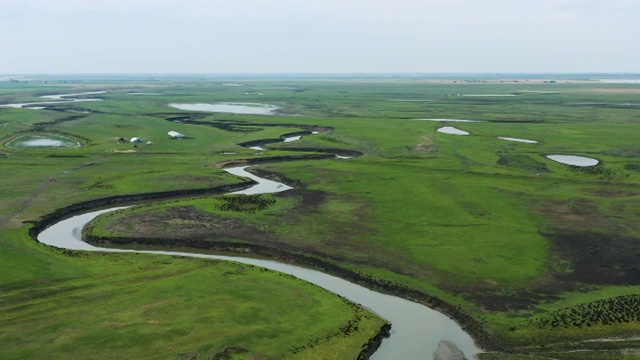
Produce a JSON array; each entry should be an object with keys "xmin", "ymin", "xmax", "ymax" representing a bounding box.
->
[
  {"xmin": 6, "ymin": 135, "xmax": 81, "ymax": 149},
  {"xmin": 547, "ymin": 155, "xmax": 599, "ymax": 167}
]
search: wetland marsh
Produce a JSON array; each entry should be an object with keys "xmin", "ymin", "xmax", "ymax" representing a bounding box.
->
[{"xmin": 2, "ymin": 77, "xmax": 640, "ymax": 359}]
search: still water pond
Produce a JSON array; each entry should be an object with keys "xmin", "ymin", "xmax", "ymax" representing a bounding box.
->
[
  {"xmin": 169, "ymin": 102, "xmax": 280, "ymax": 115},
  {"xmin": 547, "ymin": 155, "xmax": 599, "ymax": 167},
  {"xmin": 437, "ymin": 126, "xmax": 470, "ymax": 135},
  {"xmin": 6, "ymin": 135, "xmax": 80, "ymax": 149}
]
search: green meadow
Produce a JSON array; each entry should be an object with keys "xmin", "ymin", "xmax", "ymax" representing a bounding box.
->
[{"xmin": 2, "ymin": 78, "xmax": 640, "ymax": 359}]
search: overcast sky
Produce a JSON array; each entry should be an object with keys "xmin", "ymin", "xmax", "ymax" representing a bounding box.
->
[{"xmin": 1, "ymin": 0, "xmax": 638, "ymax": 73}]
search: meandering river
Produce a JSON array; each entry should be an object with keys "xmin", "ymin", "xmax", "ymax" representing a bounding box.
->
[
  {"xmin": 37, "ymin": 164, "xmax": 479, "ymax": 359},
  {"xmin": 22, "ymin": 92, "xmax": 479, "ymax": 359},
  {"xmin": 0, "ymin": 91, "xmax": 105, "ymax": 109}
]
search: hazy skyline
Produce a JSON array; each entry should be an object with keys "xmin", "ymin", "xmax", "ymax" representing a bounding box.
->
[{"xmin": 1, "ymin": 0, "xmax": 639, "ymax": 73}]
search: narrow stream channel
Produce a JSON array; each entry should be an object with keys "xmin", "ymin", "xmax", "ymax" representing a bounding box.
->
[
  {"xmin": 0, "ymin": 91, "xmax": 105, "ymax": 109},
  {"xmin": 26, "ymin": 93, "xmax": 480, "ymax": 359}
]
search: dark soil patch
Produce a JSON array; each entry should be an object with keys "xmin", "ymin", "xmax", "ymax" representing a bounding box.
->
[
  {"xmin": 32, "ymin": 114, "xmax": 88, "ymax": 129},
  {"xmin": 497, "ymin": 153, "xmax": 549, "ymax": 173},
  {"xmin": 466, "ymin": 292, "xmax": 562, "ymax": 312},
  {"xmin": 445, "ymin": 194, "xmax": 640, "ymax": 310},
  {"xmin": 539, "ymin": 198, "xmax": 623, "ymax": 234},
  {"xmin": 535, "ymin": 197, "xmax": 640, "ymax": 285},
  {"xmin": 46, "ymin": 154, "xmax": 86, "ymax": 158},
  {"xmin": 104, "ymin": 206, "xmax": 278, "ymax": 244},
  {"xmin": 583, "ymin": 188, "xmax": 638, "ymax": 198},
  {"xmin": 544, "ymin": 230, "xmax": 640, "ymax": 285},
  {"xmin": 442, "ymin": 273, "xmax": 569, "ymax": 312},
  {"xmin": 209, "ymin": 346, "xmax": 249, "ymax": 360},
  {"xmin": 277, "ymin": 189, "xmax": 327, "ymax": 207},
  {"xmin": 27, "ymin": 181, "xmax": 254, "ymax": 240},
  {"xmin": 624, "ymin": 163, "xmax": 640, "ymax": 172},
  {"xmin": 98, "ymin": 203, "xmax": 377, "ymax": 268}
]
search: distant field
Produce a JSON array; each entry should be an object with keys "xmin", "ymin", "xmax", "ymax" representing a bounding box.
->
[{"xmin": 1, "ymin": 78, "xmax": 640, "ymax": 359}]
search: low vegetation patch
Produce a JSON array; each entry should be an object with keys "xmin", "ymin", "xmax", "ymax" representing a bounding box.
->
[
  {"xmin": 217, "ymin": 194, "xmax": 276, "ymax": 213},
  {"xmin": 533, "ymin": 294, "xmax": 640, "ymax": 329}
]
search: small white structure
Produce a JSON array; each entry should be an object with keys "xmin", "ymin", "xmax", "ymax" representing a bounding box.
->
[
  {"xmin": 130, "ymin": 137, "xmax": 143, "ymax": 143},
  {"xmin": 168, "ymin": 131, "xmax": 185, "ymax": 139},
  {"xmin": 146, "ymin": 141, "xmax": 152, "ymax": 145}
]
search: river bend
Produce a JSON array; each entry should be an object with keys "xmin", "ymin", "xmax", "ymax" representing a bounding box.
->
[
  {"xmin": 37, "ymin": 165, "xmax": 479, "ymax": 359},
  {"xmin": 22, "ymin": 93, "xmax": 479, "ymax": 359}
]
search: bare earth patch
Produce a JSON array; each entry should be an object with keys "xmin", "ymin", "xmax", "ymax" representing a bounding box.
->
[{"xmin": 538, "ymin": 198, "xmax": 640, "ymax": 285}]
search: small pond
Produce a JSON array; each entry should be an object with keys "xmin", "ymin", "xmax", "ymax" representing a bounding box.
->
[
  {"xmin": 498, "ymin": 137, "xmax": 538, "ymax": 144},
  {"xmin": 169, "ymin": 102, "xmax": 280, "ymax": 115},
  {"xmin": 6, "ymin": 135, "xmax": 81, "ymax": 149},
  {"xmin": 437, "ymin": 126, "xmax": 470, "ymax": 135},
  {"xmin": 547, "ymin": 155, "xmax": 599, "ymax": 167}
]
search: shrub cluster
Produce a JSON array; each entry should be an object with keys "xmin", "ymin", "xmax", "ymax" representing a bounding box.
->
[
  {"xmin": 565, "ymin": 164, "xmax": 628, "ymax": 181},
  {"xmin": 534, "ymin": 294, "xmax": 640, "ymax": 329},
  {"xmin": 217, "ymin": 195, "xmax": 276, "ymax": 213}
]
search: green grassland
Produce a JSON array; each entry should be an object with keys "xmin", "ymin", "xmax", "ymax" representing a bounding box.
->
[
  {"xmin": 2, "ymin": 78, "xmax": 640, "ymax": 358},
  {"xmin": 1, "ymin": 228, "xmax": 383, "ymax": 360}
]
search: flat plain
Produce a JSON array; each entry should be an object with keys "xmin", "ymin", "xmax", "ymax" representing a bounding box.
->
[{"xmin": 1, "ymin": 76, "xmax": 640, "ymax": 359}]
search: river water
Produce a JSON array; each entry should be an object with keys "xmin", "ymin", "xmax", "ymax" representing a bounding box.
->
[
  {"xmin": 36, "ymin": 166, "xmax": 479, "ymax": 359},
  {"xmin": 23, "ymin": 92, "xmax": 480, "ymax": 359},
  {"xmin": 0, "ymin": 91, "xmax": 105, "ymax": 109}
]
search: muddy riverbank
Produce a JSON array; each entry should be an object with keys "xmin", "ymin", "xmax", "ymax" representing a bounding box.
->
[{"xmin": 27, "ymin": 182, "xmax": 254, "ymax": 239}]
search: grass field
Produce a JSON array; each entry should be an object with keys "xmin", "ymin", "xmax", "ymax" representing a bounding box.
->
[{"xmin": 2, "ymin": 77, "xmax": 640, "ymax": 359}]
